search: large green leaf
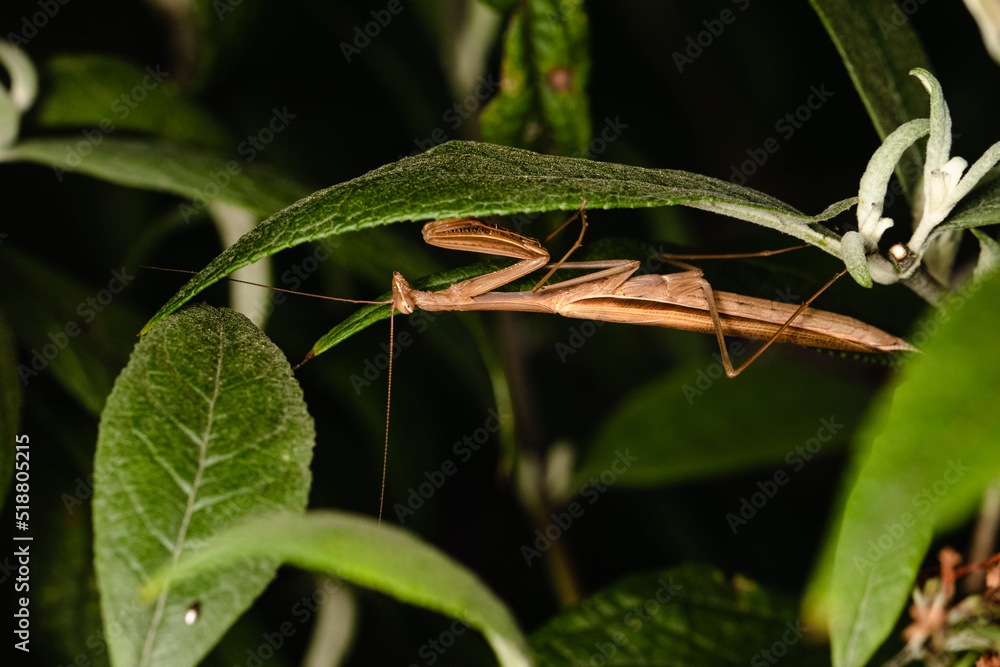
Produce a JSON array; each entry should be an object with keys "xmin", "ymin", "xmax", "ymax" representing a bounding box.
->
[
  {"xmin": 0, "ymin": 136, "xmax": 305, "ymax": 216},
  {"xmin": 0, "ymin": 308, "xmax": 20, "ymax": 509},
  {"xmin": 480, "ymin": 0, "xmax": 591, "ymax": 154},
  {"xmin": 575, "ymin": 357, "xmax": 871, "ymax": 490},
  {"xmin": 33, "ymin": 54, "xmax": 228, "ymax": 148},
  {"xmin": 480, "ymin": 10, "xmax": 536, "ymax": 148},
  {"xmin": 828, "ymin": 269, "xmax": 1000, "ymax": 667},
  {"xmin": 140, "ymin": 140, "xmax": 855, "ymax": 338},
  {"xmin": 808, "ymin": 0, "xmax": 933, "ymax": 200},
  {"xmin": 92, "ymin": 305, "xmax": 314, "ymax": 667},
  {"xmin": 528, "ymin": 0, "xmax": 591, "ymax": 155},
  {"xmin": 530, "ymin": 564, "xmax": 827, "ymax": 666},
  {"xmin": 143, "ymin": 511, "xmax": 534, "ymax": 667}
]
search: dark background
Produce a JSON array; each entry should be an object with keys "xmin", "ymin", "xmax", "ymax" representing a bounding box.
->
[{"xmin": 2, "ymin": 1, "xmax": 998, "ymax": 665}]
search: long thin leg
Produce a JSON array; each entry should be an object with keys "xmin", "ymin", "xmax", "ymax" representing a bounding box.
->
[
  {"xmin": 658, "ymin": 254, "xmax": 852, "ymax": 376},
  {"xmin": 379, "ymin": 305, "xmax": 395, "ymax": 525},
  {"xmin": 657, "ymin": 244, "xmax": 810, "ymax": 261},
  {"xmin": 531, "ymin": 201, "xmax": 589, "ymax": 293},
  {"xmin": 697, "ymin": 269, "xmax": 849, "ymax": 377}
]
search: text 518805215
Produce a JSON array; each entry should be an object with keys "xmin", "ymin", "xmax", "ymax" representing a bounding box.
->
[{"xmin": 13, "ymin": 434, "xmax": 31, "ymax": 653}]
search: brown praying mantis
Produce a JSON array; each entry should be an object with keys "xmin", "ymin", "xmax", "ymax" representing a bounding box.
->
[
  {"xmin": 387, "ymin": 207, "xmax": 915, "ymax": 380},
  {"xmin": 327, "ymin": 204, "xmax": 913, "ymax": 520},
  {"xmin": 152, "ymin": 204, "xmax": 915, "ymax": 522}
]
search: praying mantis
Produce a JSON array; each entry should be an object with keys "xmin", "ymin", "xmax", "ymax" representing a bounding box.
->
[
  {"xmin": 154, "ymin": 204, "xmax": 915, "ymax": 522},
  {"xmin": 386, "ymin": 206, "xmax": 915, "ymax": 379},
  {"xmin": 343, "ymin": 205, "xmax": 913, "ymax": 520}
]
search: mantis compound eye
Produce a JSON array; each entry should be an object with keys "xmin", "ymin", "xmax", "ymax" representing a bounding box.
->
[{"xmin": 391, "ymin": 272, "xmax": 417, "ymax": 314}]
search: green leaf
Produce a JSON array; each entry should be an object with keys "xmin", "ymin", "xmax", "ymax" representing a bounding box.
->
[
  {"xmin": 33, "ymin": 54, "xmax": 229, "ymax": 148},
  {"xmin": 530, "ymin": 564, "xmax": 827, "ymax": 666},
  {"xmin": 477, "ymin": 0, "xmax": 517, "ymax": 12},
  {"xmin": 840, "ymin": 231, "xmax": 875, "ymax": 287},
  {"xmin": 480, "ymin": 11, "xmax": 538, "ymax": 147},
  {"xmin": 306, "ymin": 261, "xmax": 504, "ymax": 361},
  {"xmin": 0, "ymin": 137, "xmax": 305, "ymax": 216},
  {"xmin": 0, "ymin": 40, "xmax": 39, "ymax": 113},
  {"xmin": 972, "ymin": 228, "xmax": 1000, "ymax": 281},
  {"xmin": 945, "ymin": 141, "xmax": 1000, "ymax": 214},
  {"xmin": 0, "ymin": 84, "xmax": 18, "ymax": 149},
  {"xmin": 0, "ymin": 308, "xmax": 21, "ymax": 510},
  {"xmin": 828, "ymin": 269, "xmax": 1000, "ymax": 667},
  {"xmin": 909, "ymin": 68, "xmax": 951, "ymax": 174},
  {"xmin": 481, "ymin": 0, "xmax": 591, "ymax": 154},
  {"xmin": 808, "ymin": 0, "xmax": 933, "ymax": 200},
  {"xmin": 92, "ymin": 305, "xmax": 314, "ymax": 667},
  {"xmin": 575, "ymin": 357, "xmax": 870, "ymax": 489},
  {"xmin": 184, "ymin": 0, "xmax": 268, "ymax": 88},
  {"xmin": 143, "ymin": 511, "xmax": 534, "ymax": 667},
  {"xmin": 0, "ymin": 41, "xmax": 37, "ymax": 147},
  {"xmin": 856, "ymin": 118, "xmax": 930, "ymax": 239},
  {"xmin": 938, "ymin": 176, "xmax": 1000, "ymax": 231},
  {"xmin": 140, "ymin": 140, "xmax": 853, "ymax": 337},
  {"xmin": 526, "ymin": 0, "xmax": 591, "ymax": 155}
]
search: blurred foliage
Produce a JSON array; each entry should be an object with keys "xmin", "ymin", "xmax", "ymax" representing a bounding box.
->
[{"xmin": 2, "ymin": 0, "xmax": 1000, "ymax": 665}]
